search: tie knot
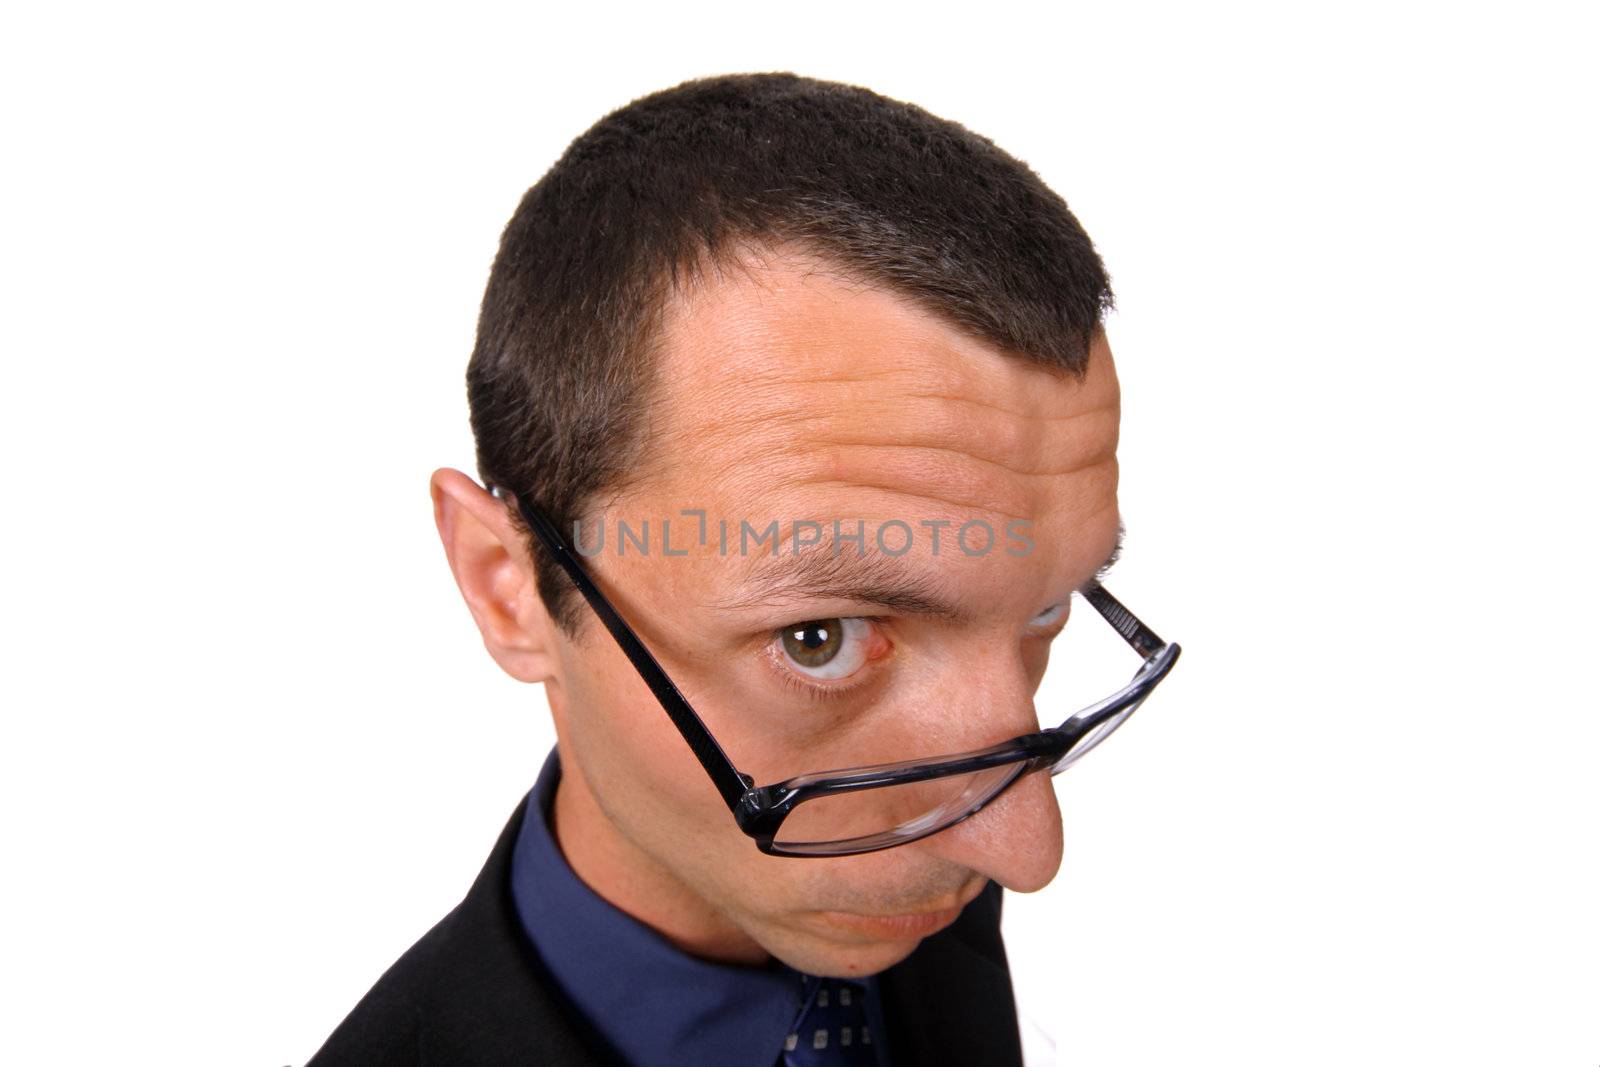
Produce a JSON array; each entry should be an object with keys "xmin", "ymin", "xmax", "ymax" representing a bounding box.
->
[{"xmin": 780, "ymin": 975, "xmax": 877, "ymax": 1064}]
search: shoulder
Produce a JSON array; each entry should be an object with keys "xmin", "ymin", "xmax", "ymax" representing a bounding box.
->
[
  {"xmin": 303, "ymin": 799, "xmax": 609, "ymax": 1067},
  {"xmin": 302, "ymin": 907, "xmax": 450, "ymax": 1066}
]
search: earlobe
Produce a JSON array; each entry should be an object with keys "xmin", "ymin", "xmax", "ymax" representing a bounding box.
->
[{"xmin": 429, "ymin": 467, "xmax": 559, "ymax": 684}]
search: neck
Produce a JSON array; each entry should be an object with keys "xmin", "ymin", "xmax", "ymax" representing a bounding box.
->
[{"xmin": 549, "ymin": 750, "xmax": 771, "ymax": 967}]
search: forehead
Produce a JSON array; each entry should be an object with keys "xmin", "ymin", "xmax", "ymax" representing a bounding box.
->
[{"xmin": 619, "ymin": 246, "xmax": 1121, "ymax": 604}]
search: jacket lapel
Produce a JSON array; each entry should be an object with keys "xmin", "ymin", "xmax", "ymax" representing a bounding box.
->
[
  {"xmin": 877, "ymin": 880, "xmax": 1024, "ymax": 1066},
  {"xmin": 410, "ymin": 793, "xmax": 617, "ymax": 1065}
]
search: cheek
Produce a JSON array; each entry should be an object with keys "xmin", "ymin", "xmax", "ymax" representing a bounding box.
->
[
  {"xmin": 556, "ymin": 638, "xmax": 764, "ymax": 880},
  {"xmin": 560, "ymin": 647, "xmax": 705, "ymax": 818},
  {"xmin": 1023, "ymin": 638, "xmax": 1051, "ymax": 694}
]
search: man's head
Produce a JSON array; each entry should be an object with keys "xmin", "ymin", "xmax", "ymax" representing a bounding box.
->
[{"xmin": 432, "ymin": 73, "xmax": 1120, "ymax": 978}]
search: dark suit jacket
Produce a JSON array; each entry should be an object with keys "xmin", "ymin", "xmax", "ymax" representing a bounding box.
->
[{"xmin": 304, "ymin": 794, "xmax": 1025, "ymax": 1066}]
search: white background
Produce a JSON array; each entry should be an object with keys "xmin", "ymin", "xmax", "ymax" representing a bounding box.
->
[{"xmin": 3, "ymin": 2, "xmax": 1595, "ymax": 1064}]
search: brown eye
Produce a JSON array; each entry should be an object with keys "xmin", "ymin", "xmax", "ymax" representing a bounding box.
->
[
  {"xmin": 776, "ymin": 617, "xmax": 872, "ymax": 681},
  {"xmin": 782, "ymin": 619, "xmax": 842, "ymax": 668}
]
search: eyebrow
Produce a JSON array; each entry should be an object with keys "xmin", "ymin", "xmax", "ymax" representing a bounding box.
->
[
  {"xmin": 1097, "ymin": 521, "xmax": 1125, "ymax": 580},
  {"xmin": 710, "ymin": 521, "xmax": 1125, "ymax": 621}
]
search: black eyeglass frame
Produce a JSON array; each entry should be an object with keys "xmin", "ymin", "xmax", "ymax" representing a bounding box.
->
[{"xmin": 500, "ymin": 488, "xmax": 1181, "ymax": 857}]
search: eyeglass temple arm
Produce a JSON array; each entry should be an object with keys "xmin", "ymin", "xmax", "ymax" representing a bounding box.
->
[
  {"xmin": 502, "ymin": 491, "xmax": 752, "ymax": 811},
  {"xmin": 1082, "ymin": 580, "xmax": 1168, "ymax": 660}
]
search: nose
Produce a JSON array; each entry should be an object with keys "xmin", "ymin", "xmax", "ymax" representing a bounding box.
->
[
  {"xmin": 907, "ymin": 642, "xmax": 1066, "ymax": 893},
  {"xmin": 916, "ymin": 763, "xmax": 1064, "ymax": 893}
]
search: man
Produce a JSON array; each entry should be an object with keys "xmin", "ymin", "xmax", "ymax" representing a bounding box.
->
[{"xmin": 306, "ymin": 71, "xmax": 1178, "ymax": 1066}]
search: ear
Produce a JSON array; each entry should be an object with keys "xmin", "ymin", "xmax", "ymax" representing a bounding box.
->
[{"xmin": 430, "ymin": 467, "xmax": 559, "ymax": 684}]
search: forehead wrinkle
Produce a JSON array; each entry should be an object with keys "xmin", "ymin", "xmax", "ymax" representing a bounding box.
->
[
  {"xmin": 637, "ymin": 438, "xmax": 1117, "ymax": 561},
  {"xmin": 661, "ymin": 389, "xmax": 1118, "ymax": 507},
  {"xmin": 671, "ymin": 358, "xmax": 1108, "ymax": 431},
  {"xmin": 801, "ymin": 407, "xmax": 1120, "ymax": 481},
  {"xmin": 795, "ymin": 451, "xmax": 1118, "ymax": 531},
  {"xmin": 631, "ymin": 405, "xmax": 1119, "ymax": 574},
  {"xmin": 782, "ymin": 480, "xmax": 1037, "ymax": 525},
  {"xmin": 899, "ymin": 387, "xmax": 1115, "ymax": 421},
  {"xmin": 657, "ymin": 339, "xmax": 1118, "ymax": 484},
  {"xmin": 813, "ymin": 440, "xmax": 1111, "ymax": 480}
]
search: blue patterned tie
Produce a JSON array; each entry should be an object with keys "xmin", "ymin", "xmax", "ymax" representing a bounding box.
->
[{"xmin": 779, "ymin": 973, "xmax": 878, "ymax": 1065}]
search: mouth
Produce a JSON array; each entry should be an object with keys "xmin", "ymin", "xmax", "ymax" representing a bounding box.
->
[{"xmin": 811, "ymin": 879, "xmax": 988, "ymax": 942}]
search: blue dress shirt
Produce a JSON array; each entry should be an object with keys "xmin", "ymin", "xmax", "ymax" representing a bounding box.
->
[{"xmin": 510, "ymin": 745, "xmax": 894, "ymax": 1067}]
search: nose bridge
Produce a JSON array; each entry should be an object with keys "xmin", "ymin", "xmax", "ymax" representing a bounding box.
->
[{"xmin": 925, "ymin": 627, "xmax": 1040, "ymax": 751}]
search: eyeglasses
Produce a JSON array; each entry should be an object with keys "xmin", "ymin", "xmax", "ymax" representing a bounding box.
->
[{"xmin": 499, "ymin": 488, "xmax": 1181, "ymax": 858}]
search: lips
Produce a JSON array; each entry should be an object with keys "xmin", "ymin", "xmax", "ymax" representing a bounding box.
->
[
  {"xmin": 814, "ymin": 879, "xmax": 987, "ymax": 942},
  {"xmin": 818, "ymin": 903, "xmax": 966, "ymax": 940}
]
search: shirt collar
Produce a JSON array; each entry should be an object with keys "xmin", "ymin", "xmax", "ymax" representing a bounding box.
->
[{"xmin": 509, "ymin": 744, "xmax": 813, "ymax": 1067}]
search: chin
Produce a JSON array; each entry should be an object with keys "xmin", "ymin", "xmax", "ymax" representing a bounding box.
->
[{"xmin": 759, "ymin": 924, "xmax": 926, "ymax": 979}]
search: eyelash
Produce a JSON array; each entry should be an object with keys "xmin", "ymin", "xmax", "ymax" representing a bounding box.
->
[
  {"xmin": 764, "ymin": 605, "xmax": 1070, "ymax": 705},
  {"xmin": 764, "ymin": 619, "xmax": 884, "ymax": 705}
]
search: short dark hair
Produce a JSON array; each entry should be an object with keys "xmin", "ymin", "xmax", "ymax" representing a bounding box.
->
[{"xmin": 467, "ymin": 72, "xmax": 1114, "ymax": 639}]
